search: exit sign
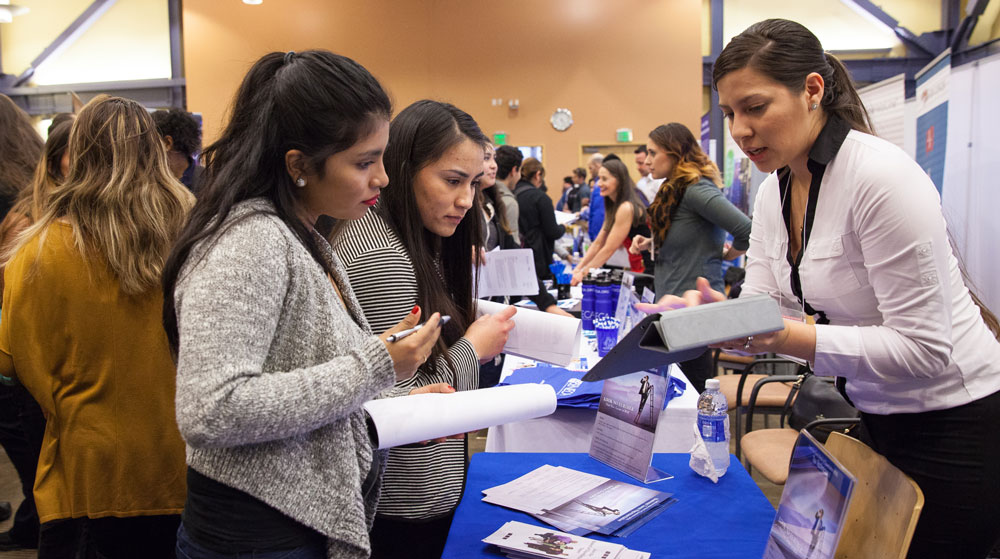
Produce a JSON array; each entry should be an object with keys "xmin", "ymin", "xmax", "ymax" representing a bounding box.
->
[
  {"xmin": 616, "ymin": 128, "xmax": 633, "ymax": 142},
  {"xmin": 493, "ymin": 132, "xmax": 507, "ymax": 145}
]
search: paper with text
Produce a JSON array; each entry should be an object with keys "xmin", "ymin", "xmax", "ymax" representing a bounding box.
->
[{"xmin": 477, "ymin": 248, "xmax": 540, "ymax": 297}]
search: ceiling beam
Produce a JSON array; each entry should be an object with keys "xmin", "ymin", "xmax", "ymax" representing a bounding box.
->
[{"xmin": 11, "ymin": 0, "xmax": 117, "ymax": 88}]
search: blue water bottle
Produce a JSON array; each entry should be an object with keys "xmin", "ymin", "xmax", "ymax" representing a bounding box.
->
[
  {"xmin": 581, "ymin": 276, "xmax": 596, "ymax": 332},
  {"xmin": 594, "ymin": 277, "xmax": 613, "ymax": 322}
]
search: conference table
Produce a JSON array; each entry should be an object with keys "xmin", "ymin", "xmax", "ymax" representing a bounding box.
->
[
  {"xmin": 485, "ymin": 336, "xmax": 700, "ymax": 454},
  {"xmin": 443, "ymin": 452, "xmax": 775, "ymax": 558}
]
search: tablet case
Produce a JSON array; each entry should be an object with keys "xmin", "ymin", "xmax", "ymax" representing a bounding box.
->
[{"xmin": 582, "ymin": 294, "xmax": 784, "ymax": 382}]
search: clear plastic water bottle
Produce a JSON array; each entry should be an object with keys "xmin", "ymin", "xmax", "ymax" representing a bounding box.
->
[{"xmin": 697, "ymin": 378, "xmax": 730, "ymax": 476}]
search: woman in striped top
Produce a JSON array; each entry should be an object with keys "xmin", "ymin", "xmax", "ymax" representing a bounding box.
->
[{"xmin": 333, "ymin": 100, "xmax": 516, "ymax": 559}]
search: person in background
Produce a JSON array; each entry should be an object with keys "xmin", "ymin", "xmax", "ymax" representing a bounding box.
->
[
  {"xmin": 585, "ymin": 153, "xmax": 605, "ymax": 240},
  {"xmin": 0, "ymin": 95, "xmax": 42, "ymax": 222},
  {"xmin": 515, "ymin": 157, "xmax": 565, "ymax": 281},
  {"xmin": 571, "ymin": 159, "xmax": 650, "ymax": 282},
  {"xmin": 705, "ymin": 19, "xmax": 998, "ymax": 558},
  {"xmin": 0, "ymin": 115, "xmax": 73, "ymax": 552},
  {"xmin": 334, "ymin": 100, "xmax": 515, "ymax": 559},
  {"xmin": 0, "ymin": 94, "xmax": 45, "ymax": 551},
  {"xmin": 629, "ymin": 122, "xmax": 751, "ymax": 392},
  {"xmin": 1, "ymin": 94, "xmax": 195, "ymax": 558},
  {"xmin": 633, "ymin": 145, "xmax": 663, "ymax": 205},
  {"xmin": 152, "ymin": 107, "xmax": 203, "ymax": 194},
  {"xmin": 555, "ymin": 175, "xmax": 573, "ymax": 211},
  {"xmin": 163, "ymin": 51, "xmax": 441, "ymax": 559},
  {"xmin": 494, "ymin": 145, "xmax": 523, "ymax": 245}
]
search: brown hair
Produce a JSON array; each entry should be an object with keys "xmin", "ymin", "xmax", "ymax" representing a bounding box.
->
[
  {"xmin": 7, "ymin": 95, "xmax": 194, "ymax": 295},
  {"xmin": 520, "ymin": 157, "xmax": 544, "ymax": 183},
  {"xmin": 646, "ymin": 123, "xmax": 721, "ymax": 247},
  {"xmin": 599, "ymin": 159, "xmax": 645, "ymax": 233},
  {"xmin": 712, "ymin": 18, "xmax": 873, "ymax": 135},
  {"xmin": 0, "ymin": 94, "xmax": 44, "ymax": 209},
  {"xmin": 0, "ymin": 119, "xmax": 74, "ymax": 271}
]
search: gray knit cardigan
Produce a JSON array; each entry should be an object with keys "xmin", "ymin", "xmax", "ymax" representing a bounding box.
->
[{"xmin": 173, "ymin": 199, "xmax": 394, "ymax": 558}]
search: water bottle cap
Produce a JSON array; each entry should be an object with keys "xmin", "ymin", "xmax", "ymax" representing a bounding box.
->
[{"xmin": 705, "ymin": 379, "xmax": 720, "ymax": 391}]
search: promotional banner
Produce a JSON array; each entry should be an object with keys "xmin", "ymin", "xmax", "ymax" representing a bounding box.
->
[
  {"xmin": 858, "ymin": 73, "xmax": 906, "ymax": 150},
  {"xmin": 915, "ymin": 49, "xmax": 951, "ymax": 193}
]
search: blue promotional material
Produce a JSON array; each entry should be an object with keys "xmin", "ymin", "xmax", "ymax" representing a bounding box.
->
[
  {"xmin": 500, "ymin": 364, "xmax": 603, "ymax": 409},
  {"xmin": 501, "ymin": 363, "xmax": 685, "ymax": 411},
  {"xmin": 594, "ymin": 280, "xmax": 613, "ymax": 321}
]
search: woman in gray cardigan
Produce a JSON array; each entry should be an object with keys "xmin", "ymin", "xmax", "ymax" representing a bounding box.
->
[{"xmin": 161, "ymin": 51, "xmax": 441, "ymax": 559}]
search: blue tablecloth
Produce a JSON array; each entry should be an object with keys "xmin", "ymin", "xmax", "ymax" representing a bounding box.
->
[{"xmin": 443, "ymin": 453, "xmax": 775, "ymax": 558}]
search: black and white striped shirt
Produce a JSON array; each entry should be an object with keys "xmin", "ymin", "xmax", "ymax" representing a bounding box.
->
[{"xmin": 334, "ymin": 209, "xmax": 479, "ymax": 520}]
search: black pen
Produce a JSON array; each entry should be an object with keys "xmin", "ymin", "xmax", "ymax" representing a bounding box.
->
[{"xmin": 387, "ymin": 315, "xmax": 451, "ymax": 343}]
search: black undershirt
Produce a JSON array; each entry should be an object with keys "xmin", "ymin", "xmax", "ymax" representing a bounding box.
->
[{"xmin": 182, "ymin": 467, "xmax": 325, "ymax": 553}]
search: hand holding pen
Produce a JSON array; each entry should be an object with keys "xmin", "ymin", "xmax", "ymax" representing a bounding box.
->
[
  {"xmin": 387, "ymin": 315, "xmax": 451, "ymax": 342},
  {"xmin": 379, "ymin": 306, "xmax": 444, "ymax": 382}
]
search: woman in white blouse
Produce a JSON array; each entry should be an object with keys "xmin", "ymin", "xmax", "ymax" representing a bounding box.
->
[{"xmin": 643, "ymin": 19, "xmax": 1000, "ymax": 559}]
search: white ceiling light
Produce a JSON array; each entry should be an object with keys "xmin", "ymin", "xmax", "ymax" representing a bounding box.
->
[{"xmin": 242, "ymin": 0, "xmax": 263, "ymax": 5}]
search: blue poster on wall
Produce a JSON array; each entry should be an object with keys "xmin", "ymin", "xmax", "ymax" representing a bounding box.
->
[{"xmin": 915, "ymin": 50, "xmax": 951, "ymax": 194}]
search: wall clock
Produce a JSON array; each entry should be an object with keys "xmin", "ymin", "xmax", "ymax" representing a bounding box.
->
[{"xmin": 550, "ymin": 108, "xmax": 573, "ymax": 131}]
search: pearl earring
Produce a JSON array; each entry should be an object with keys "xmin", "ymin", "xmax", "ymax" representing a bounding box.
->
[
  {"xmin": 295, "ymin": 177, "xmax": 306, "ymax": 187},
  {"xmin": 811, "ymin": 103, "xmax": 819, "ymax": 111}
]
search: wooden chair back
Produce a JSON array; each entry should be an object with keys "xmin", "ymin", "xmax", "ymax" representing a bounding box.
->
[{"xmin": 825, "ymin": 432, "xmax": 924, "ymax": 559}]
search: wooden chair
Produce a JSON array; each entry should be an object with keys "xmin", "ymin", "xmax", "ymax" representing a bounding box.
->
[
  {"xmin": 826, "ymin": 432, "xmax": 924, "ymax": 559},
  {"xmin": 713, "ymin": 354, "xmax": 799, "ymax": 459},
  {"xmin": 741, "ymin": 375, "xmax": 858, "ymax": 484}
]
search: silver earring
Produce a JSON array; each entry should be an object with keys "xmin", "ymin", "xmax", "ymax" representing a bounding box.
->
[
  {"xmin": 811, "ymin": 103, "xmax": 819, "ymax": 111},
  {"xmin": 295, "ymin": 177, "xmax": 306, "ymax": 187}
]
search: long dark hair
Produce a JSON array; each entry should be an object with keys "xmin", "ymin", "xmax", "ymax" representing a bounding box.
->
[
  {"xmin": 375, "ymin": 100, "xmax": 486, "ymax": 363},
  {"xmin": 600, "ymin": 159, "xmax": 645, "ymax": 233},
  {"xmin": 0, "ymin": 94, "xmax": 43, "ymax": 210},
  {"xmin": 646, "ymin": 123, "xmax": 720, "ymax": 246},
  {"xmin": 161, "ymin": 50, "xmax": 392, "ymax": 352},
  {"xmin": 712, "ymin": 18, "xmax": 873, "ymax": 135}
]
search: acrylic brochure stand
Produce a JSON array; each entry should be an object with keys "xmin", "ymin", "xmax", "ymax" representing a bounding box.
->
[{"xmin": 588, "ymin": 366, "xmax": 674, "ymax": 484}]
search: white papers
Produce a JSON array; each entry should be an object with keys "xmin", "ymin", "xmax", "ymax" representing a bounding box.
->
[
  {"xmin": 477, "ymin": 248, "xmax": 540, "ymax": 297},
  {"xmin": 483, "ymin": 521, "xmax": 650, "ymax": 559},
  {"xmin": 478, "ymin": 299, "xmax": 582, "ymax": 366},
  {"xmin": 363, "ymin": 384, "xmax": 556, "ymax": 449},
  {"xmin": 554, "ymin": 210, "xmax": 579, "ymax": 226},
  {"xmin": 482, "ymin": 465, "xmax": 676, "ymax": 537}
]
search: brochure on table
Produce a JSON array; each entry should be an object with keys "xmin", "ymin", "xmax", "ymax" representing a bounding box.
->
[
  {"xmin": 763, "ymin": 430, "xmax": 857, "ymax": 559},
  {"xmin": 483, "ymin": 521, "xmax": 650, "ymax": 559},
  {"xmin": 482, "ymin": 464, "xmax": 676, "ymax": 537},
  {"xmin": 477, "ymin": 248, "xmax": 540, "ymax": 297},
  {"xmin": 589, "ymin": 367, "xmax": 673, "ymax": 484}
]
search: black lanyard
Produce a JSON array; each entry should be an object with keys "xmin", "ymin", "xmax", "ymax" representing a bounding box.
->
[{"xmin": 778, "ymin": 161, "xmax": 829, "ymax": 326}]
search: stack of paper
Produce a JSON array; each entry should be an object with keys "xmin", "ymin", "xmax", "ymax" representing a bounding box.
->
[
  {"xmin": 482, "ymin": 465, "xmax": 677, "ymax": 537},
  {"xmin": 483, "ymin": 521, "xmax": 650, "ymax": 559}
]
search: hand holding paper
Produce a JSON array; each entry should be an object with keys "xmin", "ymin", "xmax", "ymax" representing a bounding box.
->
[
  {"xmin": 466, "ymin": 305, "xmax": 517, "ymax": 364},
  {"xmin": 477, "ymin": 299, "xmax": 582, "ymax": 366}
]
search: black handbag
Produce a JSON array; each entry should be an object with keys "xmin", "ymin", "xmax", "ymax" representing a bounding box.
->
[{"xmin": 785, "ymin": 370, "xmax": 859, "ymax": 443}]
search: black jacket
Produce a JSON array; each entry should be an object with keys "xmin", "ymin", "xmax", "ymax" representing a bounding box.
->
[{"xmin": 514, "ymin": 180, "xmax": 565, "ymax": 280}]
